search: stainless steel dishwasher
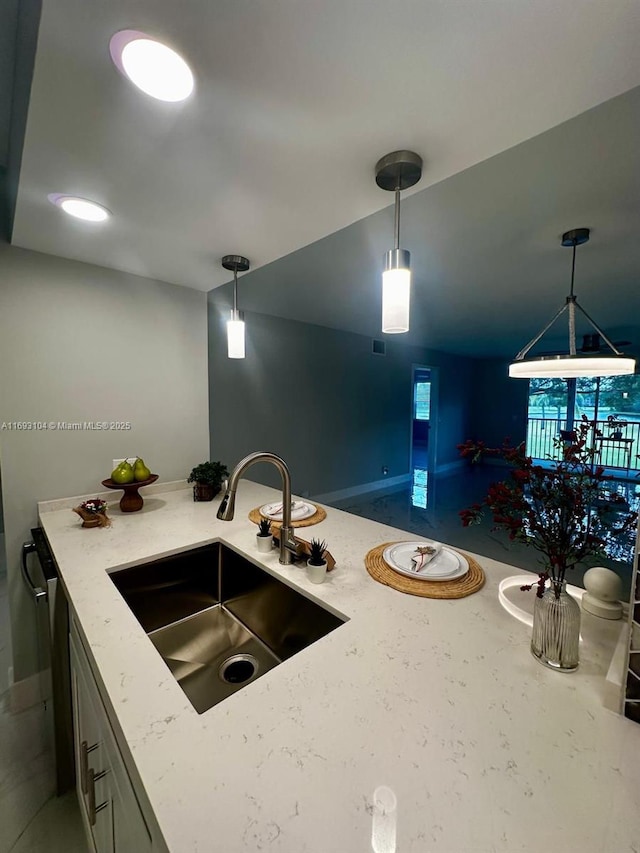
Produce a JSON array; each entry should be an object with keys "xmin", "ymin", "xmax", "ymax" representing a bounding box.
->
[{"xmin": 21, "ymin": 527, "xmax": 74, "ymax": 794}]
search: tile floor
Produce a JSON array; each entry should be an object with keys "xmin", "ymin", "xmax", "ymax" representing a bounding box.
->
[{"xmin": 0, "ymin": 563, "xmax": 87, "ymax": 853}]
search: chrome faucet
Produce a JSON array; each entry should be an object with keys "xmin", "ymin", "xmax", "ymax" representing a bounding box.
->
[{"xmin": 216, "ymin": 451, "xmax": 302, "ymax": 565}]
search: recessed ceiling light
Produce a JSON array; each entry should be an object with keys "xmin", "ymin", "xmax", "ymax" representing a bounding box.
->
[
  {"xmin": 109, "ymin": 30, "xmax": 194, "ymax": 102},
  {"xmin": 48, "ymin": 194, "xmax": 111, "ymax": 222}
]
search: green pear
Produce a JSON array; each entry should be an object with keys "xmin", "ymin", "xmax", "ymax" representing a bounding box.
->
[
  {"xmin": 111, "ymin": 460, "xmax": 134, "ymax": 484},
  {"xmin": 133, "ymin": 457, "xmax": 151, "ymax": 482}
]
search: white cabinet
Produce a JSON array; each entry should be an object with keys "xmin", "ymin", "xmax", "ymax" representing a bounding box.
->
[{"xmin": 70, "ymin": 620, "xmax": 155, "ymax": 853}]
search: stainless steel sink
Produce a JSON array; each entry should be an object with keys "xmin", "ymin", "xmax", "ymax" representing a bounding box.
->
[{"xmin": 109, "ymin": 543, "xmax": 345, "ymax": 714}]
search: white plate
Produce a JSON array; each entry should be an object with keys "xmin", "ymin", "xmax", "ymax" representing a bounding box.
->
[
  {"xmin": 382, "ymin": 541, "xmax": 468, "ymax": 582},
  {"xmin": 260, "ymin": 501, "xmax": 316, "ymax": 521}
]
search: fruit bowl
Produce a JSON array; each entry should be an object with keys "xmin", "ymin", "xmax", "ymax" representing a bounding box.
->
[{"xmin": 101, "ymin": 474, "xmax": 159, "ymax": 513}]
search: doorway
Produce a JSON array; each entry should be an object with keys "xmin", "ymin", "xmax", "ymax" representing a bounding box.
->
[{"xmin": 410, "ymin": 366, "xmax": 436, "ymax": 508}]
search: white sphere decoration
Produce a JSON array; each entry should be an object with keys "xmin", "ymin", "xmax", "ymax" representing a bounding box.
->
[
  {"xmin": 582, "ymin": 567, "xmax": 623, "ymax": 619},
  {"xmin": 584, "ymin": 567, "xmax": 622, "ymax": 601}
]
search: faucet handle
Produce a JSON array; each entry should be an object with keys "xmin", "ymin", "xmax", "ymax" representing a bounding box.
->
[
  {"xmin": 271, "ymin": 529, "xmax": 336, "ymax": 570},
  {"xmin": 281, "ymin": 527, "xmax": 307, "ymax": 561}
]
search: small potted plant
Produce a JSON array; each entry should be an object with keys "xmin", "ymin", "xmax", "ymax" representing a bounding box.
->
[
  {"xmin": 187, "ymin": 461, "xmax": 229, "ymax": 502},
  {"xmin": 256, "ymin": 518, "xmax": 273, "ymax": 553},
  {"xmin": 306, "ymin": 538, "xmax": 328, "ymax": 584},
  {"xmin": 606, "ymin": 414, "xmax": 627, "ymax": 440},
  {"xmin": 72, "ymin": 498, "xmax": 111, "ymax": 528}
]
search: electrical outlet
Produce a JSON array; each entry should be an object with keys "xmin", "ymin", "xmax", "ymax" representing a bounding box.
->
[{"xmin": 382, "ymin": 465, "xmax": 389, "ymax": 476}]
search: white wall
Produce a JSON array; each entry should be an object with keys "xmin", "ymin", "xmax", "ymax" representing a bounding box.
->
[{"xmin": 0, "ymin": 242, "xmax": 209, "ymax": 682}]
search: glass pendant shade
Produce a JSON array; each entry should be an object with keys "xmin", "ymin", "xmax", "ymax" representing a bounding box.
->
[
  {"xmin": 227, "ymin": 313, "xmax": 245, "ymax": 359},
  {"xmin": 382, "ymin": 249, "xmax": 411, "ymax": 333}
]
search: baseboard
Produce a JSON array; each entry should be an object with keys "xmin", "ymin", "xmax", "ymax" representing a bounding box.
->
[
  {"xmin": 8, "ymin": 667, "xmax": 50, "ymax": 713},
  {"xmin": 312, "ymin": 473, "xmax": 412, "ymax": 504}
]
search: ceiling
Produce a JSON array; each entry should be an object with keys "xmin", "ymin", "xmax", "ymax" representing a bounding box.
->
[
  {"xmin": 235, "ymin": 86, "xmax": 640, "ymax": 358},
  {"xmin": 7, "ymin": 0, "xmax": 640, "ymax": 358}
]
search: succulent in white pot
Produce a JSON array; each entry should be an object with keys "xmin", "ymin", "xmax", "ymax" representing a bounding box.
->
[
  {"xmin": 256, "ymin": 518, "xmax": 273, "ymax": 553},
  {"xmin": 306, "ymin": 538, "xmax": 328, "ymax": 584}
]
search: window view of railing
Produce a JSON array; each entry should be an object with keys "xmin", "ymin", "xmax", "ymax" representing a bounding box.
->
[
  {"xmin": 526, "ymin": 375, "xmax": 640, "ymax": 474},
  {"xmin": 526, "ymin": 418, "xmax": 640, "ymax": 472}
]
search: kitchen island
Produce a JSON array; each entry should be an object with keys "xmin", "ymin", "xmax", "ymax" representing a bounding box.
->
[{"xmin": 38, "ymin": 480, "xmax": 640, "ymax": 853}]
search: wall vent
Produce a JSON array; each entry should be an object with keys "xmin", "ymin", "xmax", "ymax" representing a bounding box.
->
[{"xmin": 372, "ymin": 339, "xmax": 386, "ymax": 356}]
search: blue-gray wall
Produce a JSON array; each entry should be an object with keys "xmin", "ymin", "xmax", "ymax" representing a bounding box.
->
[
  {"xmin": 470, "ymin": 358, "xmax": 529, "ymax": 448},
  {"xmin": 208, "ymin": 289, "xmax": 477, "ymax": 497}
]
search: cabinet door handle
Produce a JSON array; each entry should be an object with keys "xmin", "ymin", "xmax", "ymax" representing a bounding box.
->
[
  {"xmin": 80, "ymin": 740, "xmax": 99, "ymax": 794},
  {"xmin": 87, "ymin": 767, "xmax": 109, "ymax": 826}
]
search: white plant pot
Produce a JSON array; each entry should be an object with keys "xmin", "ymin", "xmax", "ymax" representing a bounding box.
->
[
  {"xmin": 306, "ymin": 560, "xmax": 327, "ymax": 584},
  {"xmin": 256, "ymin": 534, "xmax": 273, "ymax": 554}
]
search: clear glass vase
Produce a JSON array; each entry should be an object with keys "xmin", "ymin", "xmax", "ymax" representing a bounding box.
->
[{"xmin": 530, "ymin": 580, "xmax": 580, "ymax": 672}]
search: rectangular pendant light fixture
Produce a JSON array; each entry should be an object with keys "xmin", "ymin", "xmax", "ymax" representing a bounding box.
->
[
  {"xmin": 226, "ymin": 316, "xmax": 245, "ymax": 359},
  {"xmin": 375, "ymin": 151, "xmax": 423, "ymax": 335},
  {"xmin": 222, "ymin": 254, "xmax": 250, "ymax": 360},
  {"xmin": 382, "ymin": 249, "xmax": 411, "ymax": 333}
]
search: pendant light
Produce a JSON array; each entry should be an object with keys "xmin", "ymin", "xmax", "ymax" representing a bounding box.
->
[
  {"xmin": 509, "ymin": 229, "xmax": 635, "ymax": 378},
  {"xmin": 375, "ymin": 151, "xmax": 423, "ymax": 334},
  {"xmin": 222, "ymin": 254, "xmax": 250, "ymax": 359}
]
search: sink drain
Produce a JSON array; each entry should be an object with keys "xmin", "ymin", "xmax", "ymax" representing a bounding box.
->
[{"xmin": 218, "ymin": 654, "xmax": 259, "ymax": 685}]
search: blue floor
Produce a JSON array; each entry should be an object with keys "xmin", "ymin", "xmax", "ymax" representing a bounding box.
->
[{"xmin": 329, "ymin": 462, "xmax": 639, "ymax": 601}]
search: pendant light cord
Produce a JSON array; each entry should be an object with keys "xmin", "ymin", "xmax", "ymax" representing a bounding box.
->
[
  {"xmin": 394, "ymin": 187, "xmax": 400, "ymax": 250},
  {"xmin": 568, "ymin": 239, "xmax": 577, "ymax": 355},
  {"xmin": 232, "ymin": 268, "xmax": 238, "ymax": 314}
]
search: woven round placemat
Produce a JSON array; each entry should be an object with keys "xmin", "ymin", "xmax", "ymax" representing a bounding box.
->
[
  {"xmin": 365, "ymin": 542, "xmax": 485, "ymax": 598},
  {"xmin": 248, "ymin": 504, "xmax": 327, "ymax": 529}
]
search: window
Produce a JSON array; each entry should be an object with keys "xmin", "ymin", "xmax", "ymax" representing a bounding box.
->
[
  {"xmin": 414, "ymin": 381, "xmax": 431, "ymax": 421},
  {"xmin": 526, "ymin": 374, "xmax": 640, "ymax": 469},
  {"xmin": 527, "ymin": 378, "xmax": 569, "ymax": 423}
]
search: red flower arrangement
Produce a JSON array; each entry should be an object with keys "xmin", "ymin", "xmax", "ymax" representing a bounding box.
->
[{"xmin": 458, "ymin": 418, "xmax": 637, "ymax": 597}]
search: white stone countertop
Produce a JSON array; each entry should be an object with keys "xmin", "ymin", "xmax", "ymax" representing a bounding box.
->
[{"xmin": 38, "ymin": 480, "xmax": 640, "ymax": 853}]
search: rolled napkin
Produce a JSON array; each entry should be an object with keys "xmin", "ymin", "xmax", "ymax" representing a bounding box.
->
[
  {"xmin": 411, "ymin": 542, "xmax": 442, "ymax": 572},
  {"xmin": 269, "ymin": 500, "xmax": 304, "ymax": 515}
]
